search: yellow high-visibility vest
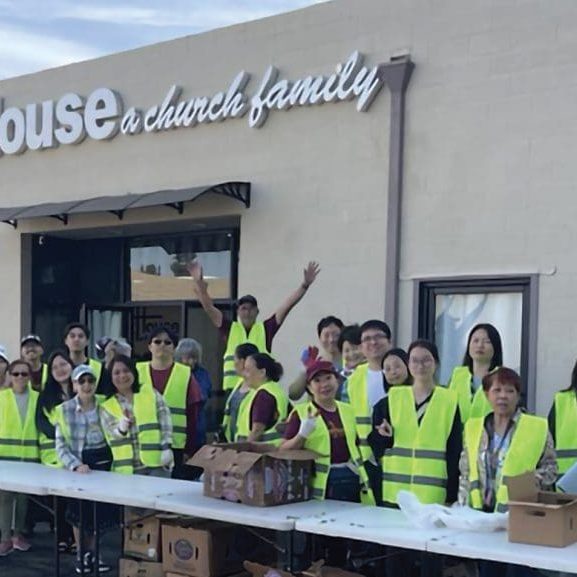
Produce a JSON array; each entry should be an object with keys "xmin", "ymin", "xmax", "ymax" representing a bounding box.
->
[
  {"xmin": 137, "ymin": 361, "xmax": 190, "ymax": 449},
  {"xmin": 101, "ymin": 390, "xmax": 164, "ymax": 474},
  {"xmin": 554, "ymin": 390, "xmax": 577, "ymax": 475},
  {"xmin": 39, "ymin": 406, "xmax": 60, "ymax": 467},
  {"xmin": 0, "ymin": 386, "xmax": 40, "ymax": 463},
  {"xmin": 448, "ymin": 366, "xmax": 491, "ymax": 423},
  {"xmin": 222, "ymin": 378, "xmax": 251, "ymax": 442},
  {"xmin": 222, "ymin": 321, "xmax": 268, "ymax": 391},
  {"xmin": 382, "ymin": 386, "xmax": 457, "ymax": 505},
  {"xmin": 236, "ymin": 381, "xmax": 289, "ymax": 446},
  {"xmin": 465, "ymin": 413, "xmax": 548, "ymax": 512},
  {"xmin": 294, "ymin": 401, "xmax": 375, "ymax": 505},
  {"xmin": 346, "ymin": 363, "xmax": 373, "ymax": 461}
]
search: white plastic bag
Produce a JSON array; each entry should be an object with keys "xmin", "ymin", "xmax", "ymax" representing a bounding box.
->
[{"xmin": 397, "ymin": 490, "xmax": 508, "ymax": 531}]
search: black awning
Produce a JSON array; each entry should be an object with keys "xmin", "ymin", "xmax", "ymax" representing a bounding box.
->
[{"xmin": 0, "ymin": 182, "xmax": 251, "ymax": 228}]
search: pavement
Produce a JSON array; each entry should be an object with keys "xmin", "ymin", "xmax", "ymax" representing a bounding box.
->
[{"xmin": 0, "ymin": 523, "xmax": 122, "ymax": 577}]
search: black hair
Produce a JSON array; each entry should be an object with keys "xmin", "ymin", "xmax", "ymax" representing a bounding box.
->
[
  {"xmin": 147, "ymin": 325, "xmax": 179, "ymax": 345},
  {"xmin": 316, "ymin": 316, "xmax": 344, "ymax": 337},
  {"xmin": 461, "ymin": 323, "xmax": 503, "ymax": 372},
  {"xmin": 360, "ymin": 319, "xmax": 392, "ymax": 340},
  {"xmin": 382, "ymin": 348, "xmax": 412, "ymax": 385},
  {"xmin": 63, "ymin": 322, "xmax": 90, "ymax": 341},
  {"xmin": 407, "ymin": 339, "xmax": 440, "ymax": 364},
  {"xmin": 566, "ymin": 358, "xmax": 577, "ymax": 394},
  {"xmin": 38, "ymin": 350, "xmax": 74, "ymax": 414},
  {"xmin": 248, "ymin": 353, "xmax": 284, "ymax": 382},
  {"xmin": 104, "ymin": 355, "xmax": 141, "ymax": 398},
  {"xmin": 338, "ymin": 324, "xmax": 361, "ymax": 352},
  {"xmin": 235, "ymin": 343, "xmax": 259, "ymax": 360}
]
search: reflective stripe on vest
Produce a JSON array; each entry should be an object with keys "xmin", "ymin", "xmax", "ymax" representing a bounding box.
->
[
  {"xmin": 101, "ymin": 390, "xmax": 163, "ymax": 474},
  {"xmin": 0, "ymin": 386, "xmax": 40, "ymax": 463},
  {"xmin": 346, "ymin": 364, "xmax": 372, "ymax": 461},
  {"xmin": 222, "ymin": 321, "xmax": 268, "ymax": 391},
  {"xmin": 382, "ymin": 386, "xmax": 457, "ymax": 505},
  {"xmin": 136, "ymin": 361, "xmax": 189, "ymax": 449},
  {"xmin": 448, "ymin": 366, "xmax": 492, "ymax": 423},
  {"xmin": 465, "ymin": 413, "xmax": 548, "ymax": 512},
  {"xmin": 294, "ymin": 401, "xmax": 375, "ymax": 505},
  {"xmin": 39, "ymin": 406, "xmax": 60, "ymax": 467},
  {"xmin": 235, "ymin": 381, "xmax": 288, "ymax": 446},
  {"xmin": 554, "ymin": 391, "xmax": 577, "ymax": 475}
]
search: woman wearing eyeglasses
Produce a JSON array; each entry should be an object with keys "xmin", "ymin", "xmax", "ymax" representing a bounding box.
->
[
  {"xmin": 0, "ymin": 360, "xmax": 39, "ymax": 557},
  {"xmin": 55, "ymin": 364, "xmax": 114, "ymax": 574}
]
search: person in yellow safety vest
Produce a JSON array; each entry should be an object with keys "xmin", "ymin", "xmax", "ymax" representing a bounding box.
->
[
  {"xmin": 381, "ymin": 348, "xmax": 412, "ymax": 387},
  {"xmin": 235, "ymin": 353, "xmax": 289, "ymax": 444},
  {"xmin": 0, "ymin": 360, "xmax": 39, "ymax": 557},
  {"xmin": 187, "ymin": 259, "xmax": 320, "ymax": 392},
  {"xmin": 288, "ymin": 316, "xmax": 345, "ymax": 401},
  {"xmin": 221, "ymin": 343, "xmax": 260, "ymax": 442},
  {"xmin": 344, "ymin": 319, "xmax": 392, "ymax": 506},
  {"xmin": 281, "ymin": 359, "xmax": 375, "ymax": 505},
  {"xmin": 63, "ymin": 322, "xmax": 104, "ymax": 387},
  {"xmin": 100, "ymin": 355, "xmax": 173, "ymax": 477},
  {"xmin": 136, "ymin": 326, "xmax": 202, "ymax": 480},
  {"xmin": 0, "ymin": 346, "xmax": 8, "ymax": 390},
  {"xmin": 448, "ymin": 323, "xmax": 503, "ymax": 423},
  {"xmin": 54, "ymin": 364, "xmax": 114, "ymax": 574},
  {"xmin": 35, "ymin": 351, "xmax": 75, "ymax": 552},
  {"xmin": 20, "ymin": 335, "xmax": 48, "ymax": 392},
  {"xmin": 459, "ymin": 367, "xmax": 557, "ymax": 577},
  {"xmin": 548, "ymin": 360, "xmax": 577, "ymax": 480}
]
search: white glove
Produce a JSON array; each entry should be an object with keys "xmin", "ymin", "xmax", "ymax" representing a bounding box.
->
[
  {"xmin": 298, "ymin": 414, "xmax": 318, "ymax": 439},
  {"xmin": 118, "ymin": 416, "xmax": 132, "ymax": 434},
  {"xmin": 160, "ymin": 449, "xmax": 174, "ymax": 468}
]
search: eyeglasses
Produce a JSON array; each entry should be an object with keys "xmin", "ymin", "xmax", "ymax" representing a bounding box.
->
[
  {"xmin": 78, "ymin": 376, "xmax": 96, "ymax": 385},
  {"xmin": 152, "ymin": 339, "xmax": 173, "ymax": 346},
  {"xmin": 11, "ymin": 372, "xmax": 30, "ymax": 377},
  {"xmin": 361, "ymin": 334, "xmax": 388, "ymax": 344}
]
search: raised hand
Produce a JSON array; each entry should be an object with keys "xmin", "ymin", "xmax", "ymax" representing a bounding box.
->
[
  {"xmin": 375, "ymin": 418, "xmax": 393, "ymax": 437},
  {"xmin": 186, "ymin": 259, "xmax": 204, "ymax": 282},
  {"xmin": 303, "ymin": 261, "xmax": 320, "ymax": 288},
  {"xmin": 300, "ymin": 345, "xmax": 320, "ymax": 368},
  {"xmin": 298, "ymin": 405, "xmax": 320, "ymax": 439}
]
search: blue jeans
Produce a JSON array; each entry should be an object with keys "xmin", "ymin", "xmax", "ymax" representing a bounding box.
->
[{"xmin": 325, "ymin": 466, "xmax": 361, "ymax": 502}]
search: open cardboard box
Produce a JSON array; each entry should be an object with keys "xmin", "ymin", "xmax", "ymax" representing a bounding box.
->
[
  {"xmin": 188, "ymin": 443, "xmax": 318, "ymax": 506},
  {"xmin": 508, "ymin": 471, "xmax": 577, "ymax": 547},
  {"xmin": 118, "ymin": 558, "xmax": 164, "ymax": 577},
  {"xmin": 244, "ymin": 560, "xmax": 364, "ymax": 577}
]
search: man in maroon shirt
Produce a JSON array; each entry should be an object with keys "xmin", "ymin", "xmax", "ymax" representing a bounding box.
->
[
  {"xmin": 138, "ymin": 326, "xmax": 202, "ymax": 480},
  {"xmin": 20, "ymin": 335, "xmax": 46, "ymax": 392}
]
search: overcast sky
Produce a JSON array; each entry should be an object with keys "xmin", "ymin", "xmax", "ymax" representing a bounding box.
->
[{"xmin": 0, "ymin": 0, "xmax": 329, "ymax": 80}]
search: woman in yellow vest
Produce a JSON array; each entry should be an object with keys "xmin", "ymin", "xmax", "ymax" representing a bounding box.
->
[
  {"xmin": 448, "ymin": 323, "xmax": 503, "ymax": 422},
  {"xmin": 35, "ymin": 350, "xmax": 75, "ymax": 552},
  {"xmin": 100, "ymin": 355, "xmax": 173, "ymax": 476},
  {"xmin": 55, "ymin": 364, "xmax": 115, "ymax": 574},
  {"xmin": 281, "ymin": 359, "xmax": 374, "ymax": 504},
  {"xmin": 459, "ymin": 367, "xmax": 556, "ymax": 577},
  {"xmin": 221, "ymin": 343, "xmax": 259, "ymax": 442},
  {"xmin": 236, "ymin": 353, "xmax": 289, "ymax": 444},
  {"xmin": 548, "ymin": 359, "xmax": 577, "ymax": 481},
  {"xmin": 0, "ymin": 360, "xmax": 39, "ymax": 556}
]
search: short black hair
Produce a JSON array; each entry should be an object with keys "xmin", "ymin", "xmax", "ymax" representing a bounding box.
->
[
  {"xmin": 63, "ymin": 322, "xmax": 90, "ymax": 340},
  {"xmin": 359, "ymin": 320, "xmax": 391, "ymax": 340},
  {"xmin": 316, "ymin": 316, "xmax": 344, "ymax": 337},
  {"xmin": 103, "ymin": 355, "xmax": 142, "ymax": 398},
  {"xmin": 338, "ymin": 325, "xmax": 361, "ymax": 352},
  {"xmin": 147, "ymin": 326, "xmax": 178, "ymax": 345},
  {"xmin": 235, "ymin": 343, "xmax": 259, "ymax": 360},
  {"xmin": 237, "ymin": 295, "xmax": 258, "ymax": 307}
]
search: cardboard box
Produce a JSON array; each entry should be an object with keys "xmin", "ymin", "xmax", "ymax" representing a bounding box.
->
[
  {"xmin": 188, "ymin": 443, "xmax": 317, "ymax": 506},
  {"xmin": 244, "ymin": 560, "xmax": 364, "ymax": 577},
  {"xmin": 123, "ymin": 510, "xmax": 167, "ymax": 561},
  {"xmin": 162, "ymin": 519, "xmax": 251, "ymax": 577},
  {"xmin": 118, "ymin": 558, "xmax": 164, "ymax": 577},
  {"xmin": 508, "ymin": 472, "xmax": 577, "ymax": 547}
]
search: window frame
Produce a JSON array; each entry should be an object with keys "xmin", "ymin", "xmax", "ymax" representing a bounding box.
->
[{"xmin": 414, "ymin": 274, "xmax": 539, "ymax": 411}]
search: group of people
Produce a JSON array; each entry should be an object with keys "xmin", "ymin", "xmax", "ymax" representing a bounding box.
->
[{"xmin": 0, "ymin": 259, "xmax": 575, "ymax": 577}]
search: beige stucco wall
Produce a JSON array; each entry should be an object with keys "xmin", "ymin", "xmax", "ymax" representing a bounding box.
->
[{"xmin": 1, "ymin": 0, "xmax": 577, "ymax": 413}]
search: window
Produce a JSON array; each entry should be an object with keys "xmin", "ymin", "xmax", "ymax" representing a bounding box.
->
[{"xmin": 416, "ymin": 276, "xmax": 538, "ymax": 409}]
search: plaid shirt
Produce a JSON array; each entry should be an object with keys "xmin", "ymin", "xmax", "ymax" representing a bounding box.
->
[
  {"xmin": 99, "ymin": 389, "xmax": 172, "ymax": 472},
  {"xmin": 458, "ymin": 408, "xmax": 557, "ymax": 509},
  {"xmin": 55, "ymin": 397, "xmax": 107, "ymax": 471}
]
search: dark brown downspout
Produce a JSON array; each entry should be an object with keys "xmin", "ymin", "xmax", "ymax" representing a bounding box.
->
[{"xmin": 380, "ymin": 56, "xmax": 414, "ymax": 338}]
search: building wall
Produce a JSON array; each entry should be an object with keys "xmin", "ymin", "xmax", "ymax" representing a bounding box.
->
[{"xmin": 1, "ymin": 0, "xmax": 576, "ymax": 412}]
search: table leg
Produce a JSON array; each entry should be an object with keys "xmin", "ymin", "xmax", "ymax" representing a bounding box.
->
[
  {"xmin": 79, "ymin": 499, "xmax": 85, "ymax": 576},
  {"xmin": 93, "ymin": 501, "xmax": 99, "ymax": 577},
  {"xmin": 53, "ymin": 496, "xmax": 60, "ymax": 577},
  {"xmin": 284, "ymin": 531, "xmax": 294, "ymax": 572}
]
